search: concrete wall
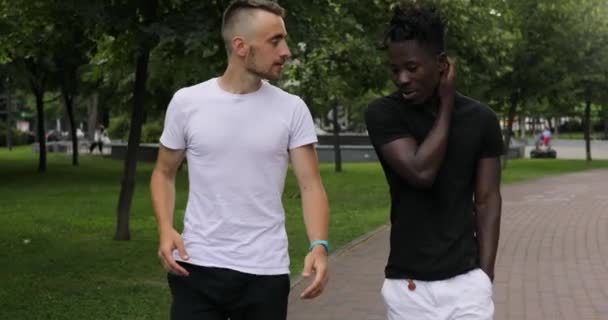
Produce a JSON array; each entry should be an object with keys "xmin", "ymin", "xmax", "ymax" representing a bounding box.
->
[
  {"xmin": 110, "ymin": 143, "xmax": 159, "ymax": 162},
  {"xmin": 108, "ymin": 138, "xmax": 525, "ymax": 162},
  {"xmin": 108, "ymin": 143, "xmax": 379, "ymax": 163}
]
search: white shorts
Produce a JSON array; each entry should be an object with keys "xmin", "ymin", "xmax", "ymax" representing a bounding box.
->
[{"xmin": 381, "ymin": 268, "xmax": 494, "ymax": 320}]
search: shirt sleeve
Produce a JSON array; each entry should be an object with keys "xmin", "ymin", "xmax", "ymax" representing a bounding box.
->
[
  {"xmin": 159, "ymin": 90, "xmax": 187, "ymax": 150},
  {"xmin": 288, "ymin": 97, "xmax": 318, "ymax": 150},
  {"xmin": 364, "ymin": 100, "xmax": 411, "ymax": 148},
  {"xmin": 479, "ymin": 108, "xmax": 504, "ymax": 158}
]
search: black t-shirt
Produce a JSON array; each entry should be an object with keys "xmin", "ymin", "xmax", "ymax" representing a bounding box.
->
[{"xmin": 365, "ymin": 92, "xmax": 504, "ymax": 281}]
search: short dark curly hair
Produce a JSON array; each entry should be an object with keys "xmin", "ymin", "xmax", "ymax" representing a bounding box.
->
[{"xmin": 384, "ymin": 2, "xmax": 446, "ymax": 54}]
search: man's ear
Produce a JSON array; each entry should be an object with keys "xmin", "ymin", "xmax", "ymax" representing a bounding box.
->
[
  {"xmin": 232, "ymin": 36, "xmax": 248, "ymax": 57},
  {"xmin": 437, "ymin": 52, "xmax": 448, "ymax": 74}
]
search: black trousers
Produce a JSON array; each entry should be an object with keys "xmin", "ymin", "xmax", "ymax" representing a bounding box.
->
[
  {"xmin": 167, "ymin": 262, "xmax": 290, "ymax": 320},
  {"xmin": 89, "ymin": 141, "xmax": 103, "ymax": 153}
]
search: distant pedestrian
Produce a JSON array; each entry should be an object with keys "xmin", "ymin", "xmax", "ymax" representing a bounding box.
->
[{"xmin": 89, "ymin": 125, "xmax": 107, "ymax": 154}]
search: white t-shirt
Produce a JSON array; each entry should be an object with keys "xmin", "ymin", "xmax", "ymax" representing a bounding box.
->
[{"xmin": 159, "ymin": 78, "xmax": 317, "ymax": 275}]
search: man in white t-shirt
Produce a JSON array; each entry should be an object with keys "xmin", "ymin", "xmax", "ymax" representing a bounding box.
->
[{"xmin": 150, "ymin": 1, "xmax": 330, "ymax": 319}]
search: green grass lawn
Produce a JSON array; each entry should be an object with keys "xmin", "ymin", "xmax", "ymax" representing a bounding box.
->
[
  {"xmin": 2, "ymin": 146, "xmax": 608, "ymax": 319},
  {"xmin": 501, "ymin": 159, "xmax": 608, "ymax": 183}
]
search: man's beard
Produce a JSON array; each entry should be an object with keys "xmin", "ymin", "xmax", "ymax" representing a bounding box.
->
[{"xmin": 245, "ymin": 47, "xmax": 281, "ymax": 81}]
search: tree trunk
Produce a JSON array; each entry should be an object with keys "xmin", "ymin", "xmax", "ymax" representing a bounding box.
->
[
  {"xmin": 24, "ymin": 59, "xmax": 48, "ymax": 171},
  {"xmin": 518, "ymin": 116, "xmax": 525, "ymax": 138},
  {"xmin": 88, "ymin": 93, "xmax": 98, "ymax": 141},
  {"xmin": 604, "ymin": 107, "xmax": 608, "ymax": 140},
  {"xmin": 502, "ymin": 95, "xmax": 518, "ymax": 170},
  {"xmin": 5, "ymin": 77, "xmax": 12, "ymax": 150},
  {"xmin": 34, "ymin": 90, "xmax": 47, "ymax": 172},
  {"xmin": 62, "ymin": 88, "xmax": 79, "ymax": 166},
  {"xmin": 114, "ymin": 50, "xmax": 151, "ymax": 240},
  {"xmin": 102, "ymin": 103, "xmax": 110, "ymax": 128},
  {"xmin": 332, "ymin": 104, "xmax": 342, "ymax": 173},
  {"xmin": 584, "ymin": 97, "xmax": 592, "ymax": 161},
  {"xmin": 114, "ymin": 0, "xmax": 158, "ymax": 240}
]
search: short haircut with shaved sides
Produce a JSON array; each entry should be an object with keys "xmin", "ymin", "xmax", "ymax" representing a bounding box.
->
[{"xmin": 222, "ymin": 0, "xmax": 286, "ymax": 54}]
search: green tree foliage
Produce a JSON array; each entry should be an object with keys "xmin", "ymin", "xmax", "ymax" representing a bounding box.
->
[{"xmin": 2, "ymin": 0, "xmax": 608, "ymax": 237}]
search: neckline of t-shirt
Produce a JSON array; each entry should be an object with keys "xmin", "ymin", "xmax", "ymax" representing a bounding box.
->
[
  {"xmin": 392, "ymin": 91, "xmax": 464, "ymax": 115},
  {"xmin": 213, "ymin": 77, "xmax": 268, "ymax": 98}
]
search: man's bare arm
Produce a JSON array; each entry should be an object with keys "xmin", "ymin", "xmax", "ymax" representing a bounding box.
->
[
  {"xmin": 379, "ymin": 61, "xmax": 455, "ymax": 188},
  {"xmin": 289, "ymin": 144, "xmax": 329, "ymax": 299},
  {"xmin": 150, "ymin": 145, "xmax": 189, "ymax": 276},
  {"xmin": 474, "ymin": 157, "xmax": 502, "ymax": 281}
]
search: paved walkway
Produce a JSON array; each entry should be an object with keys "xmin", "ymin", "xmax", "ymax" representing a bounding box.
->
[{"xmin": 288, "ymin": 170, "xmax": 608, "ymax": 320}]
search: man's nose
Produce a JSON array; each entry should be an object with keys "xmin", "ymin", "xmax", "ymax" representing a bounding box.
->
[
  {"xmin": 397, "ymin": 70, "xmax": 411, "ymax": 85},
  {"xmin": 280, "ymin": 43, "xmax": 291, "ymax": 60}
]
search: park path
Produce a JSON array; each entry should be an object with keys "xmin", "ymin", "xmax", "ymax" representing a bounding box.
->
[{"xmin": 288, "ymin": 170, "xmax": 608, "ymax": 320}]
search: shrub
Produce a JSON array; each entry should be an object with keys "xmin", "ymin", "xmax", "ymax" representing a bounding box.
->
[{"xmin": 141, "ymin": 121, "xmax": 163, "ymax": 143}]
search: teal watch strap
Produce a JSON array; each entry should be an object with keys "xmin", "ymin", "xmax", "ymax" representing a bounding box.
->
[{"xmin": 309, "ymin": 240, "xmax": 330, "ymax": 252}]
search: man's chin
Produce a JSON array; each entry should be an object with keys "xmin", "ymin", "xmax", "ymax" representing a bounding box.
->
[
  {"xmin": 402, "ymin": 93, "xmax": 431, "ymax": 106},
  {"xmin": 402, "ymin": 96, "xmax": 424, "ymax": 106},
  {"xmin": 264, "ymin": 73, "xmax": 282, "ymax": 81},
  {"xmin": 254, "ymin": 70, "xmax": 281, "ymax": 81}
]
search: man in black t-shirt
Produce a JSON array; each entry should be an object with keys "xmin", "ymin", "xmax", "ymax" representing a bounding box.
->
[{"xmin": 365, "ymin": 3, "xmax": 503, "ymax": 320}]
